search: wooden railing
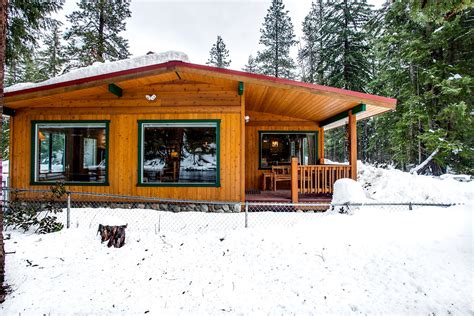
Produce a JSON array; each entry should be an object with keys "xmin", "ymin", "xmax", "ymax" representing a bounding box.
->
[
  {"xmin": 290, "ymin": 158, "xmax": 352, "ymax": 202},
  {"xmin": 297, "ymin": 165, "xmax": 352, "ymax": 194}
]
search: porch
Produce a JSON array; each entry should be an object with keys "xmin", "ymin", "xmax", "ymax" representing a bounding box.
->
[
  {"xmin": 245, "ymin": 107, "xmax": 358, "ymax": 203},
  {"xmin": 246, "ymin": 163, "xmax": 351, "ymax": 203}
]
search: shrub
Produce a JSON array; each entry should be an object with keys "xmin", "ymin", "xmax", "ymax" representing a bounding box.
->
[{"xmin": 4, "ymin": 183, "xmax": 66, "ymax": 233}]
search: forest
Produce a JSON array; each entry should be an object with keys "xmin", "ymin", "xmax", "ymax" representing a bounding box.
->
[{"xmin": 2, "ymin": 0, "xmax": 473, "ymax": 175}]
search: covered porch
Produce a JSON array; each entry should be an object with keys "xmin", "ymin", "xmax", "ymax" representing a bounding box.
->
[{"xmin": 244, "ymin": 104, "xmax": 361, "ymax": 203}]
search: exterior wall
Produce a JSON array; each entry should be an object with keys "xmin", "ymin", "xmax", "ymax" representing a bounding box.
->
[
  {"xmin": 10, "ymin": 90, "xmax": 243, "ymax": 202},
  {"xmin": 244, "ymin": 111, "xmax": 319, "ymax": 191}
]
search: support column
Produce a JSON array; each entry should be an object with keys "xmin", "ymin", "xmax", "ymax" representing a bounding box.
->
[
  {"xmin": 318, "ymin": 127, "xmax": 325, "ymax": 164},
  {"xmin": 348, "ymin": 111, "xmax": 357, "ymax": 180},
  {"xmin": 291, "ymin": 156, "xmax": 298, "ymax": 203},
  {"xmin": 240, "ymin": 83, "xmax": 246, "ymax": 202}
]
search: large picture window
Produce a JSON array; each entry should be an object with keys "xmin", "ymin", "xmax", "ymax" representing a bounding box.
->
[
  {"xmin": 139, "ymin": 120, "xmax": 220, "ymax": 186},
  {"xmin": 259, "ymin": 131, "xmax": 317, "ymax": 169},
  {"xmin": 32, "ymin": 121, "xmax": 109, "ymax": 184}
]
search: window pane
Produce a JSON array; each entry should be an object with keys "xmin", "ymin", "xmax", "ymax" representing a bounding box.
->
[
  {"xmin": 35, "ymin": 122, "xmax": 107, "ymax": 183},
  {"xmin": 260, "ymin": 132, "xmax": 316, "ymax": 168},
  {"xmin": 141, "ymin": 122, "xmax": 218, "ymax": 184}
]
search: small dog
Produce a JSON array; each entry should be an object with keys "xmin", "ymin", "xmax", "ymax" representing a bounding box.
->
[{"xmin": 98, "ymin": 224, "xmax": 127, "ymax": 248}]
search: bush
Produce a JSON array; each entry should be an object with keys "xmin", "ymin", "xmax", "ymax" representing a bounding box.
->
[{"xmin": 4, "ymin": 183, "xmax": 66, "ymax": 233}]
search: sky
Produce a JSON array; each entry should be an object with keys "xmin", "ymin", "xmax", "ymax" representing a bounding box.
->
[{"xmin": 58, "ymin": 0, "xmax": 384, "ymax": 70}]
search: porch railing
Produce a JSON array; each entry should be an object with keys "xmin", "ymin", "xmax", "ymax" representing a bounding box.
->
[
  {"xmin": 298, "ymin": 165, "xmax": 351, "ymax": 194},
  {"xmin": 290, "ymin": 157, "xmax": 351, "ymax": 202}
]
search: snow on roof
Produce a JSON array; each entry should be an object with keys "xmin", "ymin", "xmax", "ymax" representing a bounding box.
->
[{"xmin": 5, "ymin": 50, "xmax": 189, "ymax": 93}]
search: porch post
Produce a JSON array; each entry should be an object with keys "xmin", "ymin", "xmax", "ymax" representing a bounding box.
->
[
  {"xmin": 348, "ymin": 111, "xmax": 357, "ymax": 180},
  {"xmin": 291, "ymin": 157, "xmax": 298, "ymax": 203},
  {"xmin": 318, "ymin": 127, "xmax": 325, "ymax": 164},
  {"xmin": 240, "ymin": 82, "xmax": 246, "ymax": 202}
]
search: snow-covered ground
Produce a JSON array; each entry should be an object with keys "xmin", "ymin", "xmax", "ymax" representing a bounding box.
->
[
  {"xmin": 358, "ymin": 162, "xmax": 472, "ymax": 204},
  {"xmin": 1, "ymin": 163, "xmax": 473, "ymax": 314}
]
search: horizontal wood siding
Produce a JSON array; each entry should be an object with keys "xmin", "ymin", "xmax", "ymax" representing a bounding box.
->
[
  {"xmin": 10, "ymin": 84, "xmax": 242, "ymax": 202},
  {"xmin": 245, "ymin": 112, "xmax": 318, "ymax": 191}
]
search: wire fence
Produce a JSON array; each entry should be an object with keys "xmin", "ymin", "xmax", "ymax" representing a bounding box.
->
[{"xmin": 1, "ymin": 187, "xmax": 458, "ymax": 234}]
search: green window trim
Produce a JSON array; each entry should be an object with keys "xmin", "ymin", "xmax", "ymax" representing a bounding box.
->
[
  {"xmin": 30, "ymin": 120, "xmax": 110, "ymax": 186},
  {"xmin": 137, "ymin": 119, "xmax": 221, "ymax": 187},
  {"xmin": 258, "ymin": 130, "xmax": 319, "ymax": 170}
]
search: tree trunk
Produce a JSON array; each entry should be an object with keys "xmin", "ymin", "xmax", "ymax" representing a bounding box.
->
[
  {"xmin": 410, "ymin": 148, "xmax": 439, "ymax": 175},
  {"xmin": 0, "ymin": 0, "xmax": 8, "ymax": 303},
  {"xmin": 97, "ymin": 0, "xmax": 105, "ymax": 62},
  {"xmin": 98, "ymin": 224, "xmax": 127, "ymax": 248}
]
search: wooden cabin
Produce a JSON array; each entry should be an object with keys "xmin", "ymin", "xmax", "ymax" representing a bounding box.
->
[{"xmin": 3, "ymin": 60, "xmax": 396, "ymax": 203}]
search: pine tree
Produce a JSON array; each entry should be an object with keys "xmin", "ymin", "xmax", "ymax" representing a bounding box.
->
[
  {"xmin": 39, "ymin": 24, "xmax": 66, "ymax": 78},
  {"xmin": 242, "ymin": 54, "xmax": 259, "ymax": 73},
  {"xmin": 64, "ymin": 0, "xmax": 131, "ymax": 69},
  {"xmin": 4, "ymin": 49, "xmax": 47, "ymax": 85},
  {"xmin": 321, "ymin": 0, "xmax": 373, "ymax": 91},
  {"xmin": 5, "ymin": 0, "xmax": 62, "ymax": 81},
  {"xmin": 256, "ymin": 0, "xmax": 297, "ymax": 78},
  {"xmin": 298, "ymin": 0, "xmax": 325, "ymax": 84},
  {"xmin": 370, "ymin": 1, "xmax": 473, "ymax": 174},
  {"xmin": 206, "ymin": 35, "xmax": 231, "ymax": 68}
]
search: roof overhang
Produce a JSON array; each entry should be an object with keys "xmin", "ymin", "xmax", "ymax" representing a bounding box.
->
[{"xmin": 4, "ymin": 60, "xmax": 397, "ymax": 126}]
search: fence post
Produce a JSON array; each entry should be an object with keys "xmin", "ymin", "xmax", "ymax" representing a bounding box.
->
[
  {"xmin": 409, "ymin": 202, "xmax": 413, "ymax": 211},
  {"xmin": 66, "ymin": 192, "xmax": 71, "ymax": 229},
  {"xmin": 245, "ymin": 201, "xmax": 248, "ymax": 228}
]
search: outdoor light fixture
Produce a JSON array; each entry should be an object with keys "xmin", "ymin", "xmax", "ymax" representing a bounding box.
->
[
  {"xmin": 145, "ymin": 94, "xmax": 157, "ymax": 101},
  {"xmin": 245, "ymin": 115, "xmax": 250, "ymax": 123}
]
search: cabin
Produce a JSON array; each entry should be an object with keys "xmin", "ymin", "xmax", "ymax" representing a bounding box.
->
[{"xmin": 3, "ymin": 53, "xmax": 396, "ymax": 203}]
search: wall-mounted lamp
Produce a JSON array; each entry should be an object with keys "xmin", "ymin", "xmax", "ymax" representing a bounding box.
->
[
  {"xmin": 145, "ymin": 94, "xmax": 157, "ymax": 101},
  {"xmin": 244, "ymin": 115, "xmax": 250, "ymax": 123}
]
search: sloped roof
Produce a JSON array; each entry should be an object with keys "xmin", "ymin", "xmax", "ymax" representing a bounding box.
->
[{"xmin": 4, "ymin": 59, "xmax": 396, "ymax": 127}]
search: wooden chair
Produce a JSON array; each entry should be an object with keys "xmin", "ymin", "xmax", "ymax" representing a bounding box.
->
[
  {"xmin": 272, "ymin": 165, "xmax": 291, "ymax": 191},
  {"xmin": 261, "ymin": 172, "xmax": 274, "ymax": 191}
]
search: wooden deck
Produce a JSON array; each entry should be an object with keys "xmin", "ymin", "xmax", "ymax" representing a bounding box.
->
[{"xmin": 245, "ymin": 190, "xmax": 332, "ymax": 203}]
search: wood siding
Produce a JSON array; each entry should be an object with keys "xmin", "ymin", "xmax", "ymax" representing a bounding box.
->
[
  {"xmin": 10, "ymin": 83, "xmax": 243, "ymax": 202},
  {"xmin": 244, "ymin": 112, "xmax": 319, "ymax": 191}
]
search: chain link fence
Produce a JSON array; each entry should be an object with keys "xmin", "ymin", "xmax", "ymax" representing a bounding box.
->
[{"xmin": 1, "ymin": 187, "xmax": 457, "ymax": 234}]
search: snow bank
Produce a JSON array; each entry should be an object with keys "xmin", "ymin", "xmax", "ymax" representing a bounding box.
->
[
  {"xmin": 358, "ymin": 162, "xmax": 473, "ymax": 204},
  {"xmin": 331, "ymin": 178, "xmax": 368, "ymax": 204},
  {"xmin": 2, "ymin": 205, "xmax": 472, "ymax": 314},
  {"xmin": 5, "ymin": 51, "xmax": 189, "ymax": 93}
]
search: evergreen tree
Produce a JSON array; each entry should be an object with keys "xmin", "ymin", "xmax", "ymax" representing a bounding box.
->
[
  {"xmin": 320, "ymin": 0, "xmax": 373, "ymax": 164},
  {"xmin": 39, "ymin": 24, "xmax": 66, "ymax": 78},
  {"xmin": 20, "ymin": 52, "xmax": 46, "ymax": 83},
  {"xmin": 5, "ymin": 0, "xmax": 62, "ymax": 81},
  {"xmin": 1, "ymin": 116, "xmax": 9, "ymax": 160},
  {"xmin": 206, "ymin": 35, "xmax": 231, "ymax": 68},
  {"xmin": 321, "ymin": 0, "xmax": 373, "ymax": 91},
  {"xmin": 370, "ymin": 1, "xmax": 473, "ymax": 174},
  {"xmin": 242, "ymin": 54, "xmax": 259, "ymax": 73},
  {"xmin": 298, "ymin": 0, "xmax": 325, "ymax": 84},
  {"xmin": 256, "ymin": 0, "xmax": 297, "ymax": 78},
  {"xmin": 4, "ymin": 50, "xmax": 46, "ymax": 85},
  {"xmin": 64, "ymin": 0, "xmax": 131, "ymax": 69}
]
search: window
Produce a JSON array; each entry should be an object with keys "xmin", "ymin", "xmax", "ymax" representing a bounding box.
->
[
  {"xmin": 259, "ymin": 131, "xmax": 317, "ymax": 169},
  {"xmin": 32, "ymin": 121, "xmax": 109, "ymax": 184},
  {"xmin": 139, "ymin": 120, "xmax": 220, "ymax": 186}
]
